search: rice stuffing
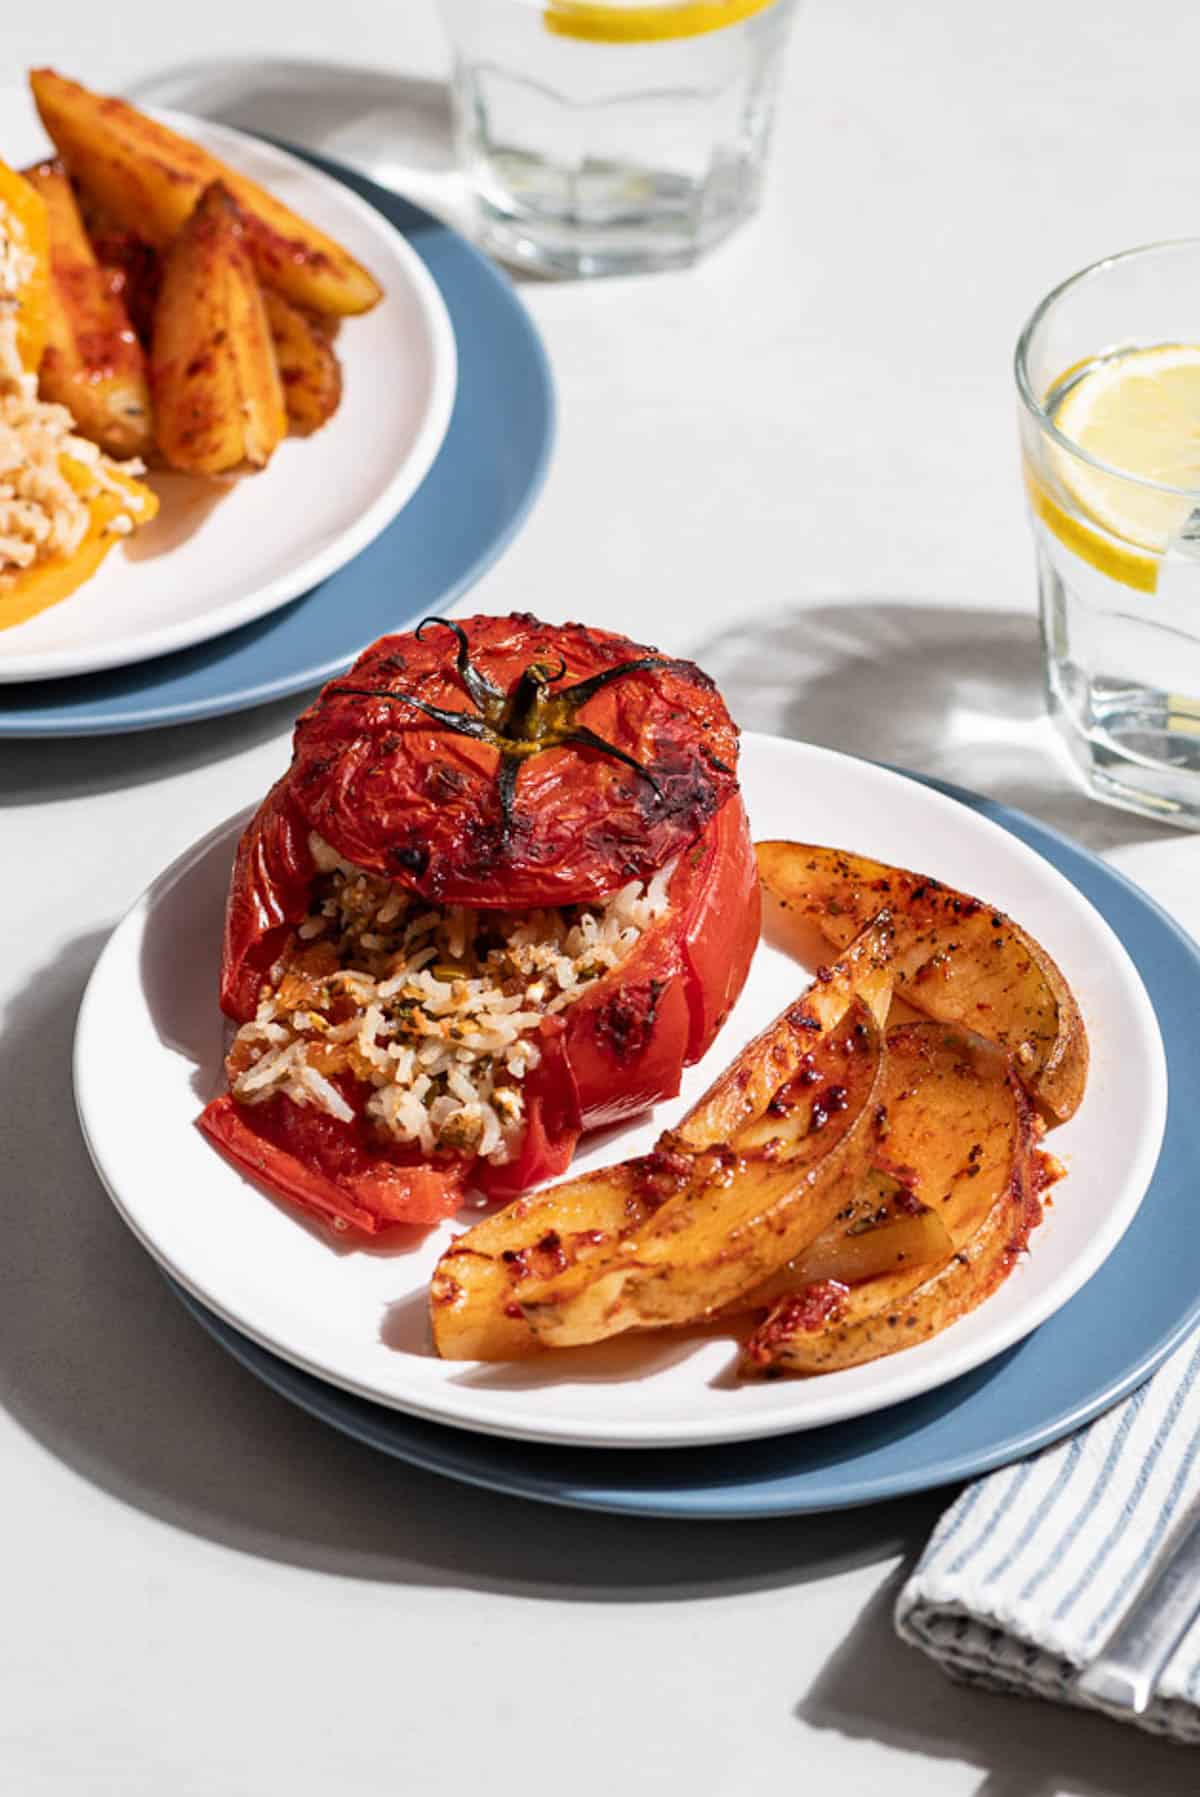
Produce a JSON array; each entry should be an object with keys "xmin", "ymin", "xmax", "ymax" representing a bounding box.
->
[{"xmin": 226, "ymin": 832, "xmax": 675, "ymax": 1166}]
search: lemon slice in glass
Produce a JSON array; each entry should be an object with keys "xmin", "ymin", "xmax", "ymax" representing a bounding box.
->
[
  {"xmin": 1051, "ymin": 344, "xmax": 1200, "ymax": 553},
  {"xmin": 545, "ymin": 0, "xmax": 776, "ymax": 43}
]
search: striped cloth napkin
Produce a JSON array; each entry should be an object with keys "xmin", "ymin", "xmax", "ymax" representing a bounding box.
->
[{"xmin": 895, "ymin": 1333, "xmax": 1200, "ymax": 1743}]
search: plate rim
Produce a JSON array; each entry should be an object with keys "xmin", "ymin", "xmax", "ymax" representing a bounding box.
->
[
  {"xmin": 72, "ymin": 733, "xmax": 1167, "ymax": 1450},
  {"xmin": 0, "ymin": 147, "xmax": 554, "ymax": 736},
  {"xmin": 0, "ymin": 95, "xmax": 458, "ymax": 685},
  {"xmin": 165, "ymin": 771, "xmax": 1200, "ymax": 1516}
]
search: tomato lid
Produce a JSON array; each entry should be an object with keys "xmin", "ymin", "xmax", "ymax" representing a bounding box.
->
[{"xmin": 288, "ymin": 612, "xmax": 741, "ymax": 907}]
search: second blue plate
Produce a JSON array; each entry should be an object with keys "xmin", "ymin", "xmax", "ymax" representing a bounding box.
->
[
  {"xmin": 172, "ymin": 771, "xmax": 1197, "ymax": 1518},
  {"xmin": 0, "ymin": 149, "xmax": 553, "ymax": 738}
]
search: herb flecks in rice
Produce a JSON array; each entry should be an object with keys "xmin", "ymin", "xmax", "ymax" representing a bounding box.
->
[{"xmin": 227, "ymin": 833, "xmax": 674, "ymax": 1165}]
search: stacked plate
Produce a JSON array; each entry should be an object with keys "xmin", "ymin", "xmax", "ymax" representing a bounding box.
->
[
  {"xmin": 30, "ymin": 93, "xmax": 1195, "ymax": 1519},
  {"xmin": 0, "ymin": 89, "xmax": 553, "ymax": 736},
  {"xmin": 75, "ymin": 732, "xmax": 1200, "ymax": 1519}
]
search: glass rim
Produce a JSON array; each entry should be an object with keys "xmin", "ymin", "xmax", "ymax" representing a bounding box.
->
[
  {"xmin": 1013, "ymin": 235, "xmax": 1200, "ymax": 502},
  {"xmin": 468, "ymin": 0, "xmax": 791, "ymax": 17}
]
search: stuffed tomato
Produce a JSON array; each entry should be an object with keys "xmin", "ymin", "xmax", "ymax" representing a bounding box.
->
[{"xmin": 199, "ymin": 613, "xmax": 760, "ymax": 1233}]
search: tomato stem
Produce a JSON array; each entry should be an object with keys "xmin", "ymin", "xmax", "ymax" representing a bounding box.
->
[{"xmin": 324, "ymin": 620, "xmax": 677, "ymax": 844}]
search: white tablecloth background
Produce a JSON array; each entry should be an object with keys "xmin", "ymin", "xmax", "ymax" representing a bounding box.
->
[{"xmin": 3, "ymin": 5, "xmax": 1198, "ymax": 1792}]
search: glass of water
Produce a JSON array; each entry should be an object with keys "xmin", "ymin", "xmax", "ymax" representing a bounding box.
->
[
  {"xmin": 437, "ymin": 0, "xmax": 800, "ymax": 277},
  {"xmin": 1016, "ymin": 239, "xmax": 1200, "ymax": 827}
]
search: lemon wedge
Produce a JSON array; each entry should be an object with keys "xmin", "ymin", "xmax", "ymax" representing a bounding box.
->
[
  {"xmin": 1050, "ymin": 344, "xmax": 1200, "ymax": 553},
  {"xmin": 544, "ymin": 0, "xmax": 776, "ymax": 43}
]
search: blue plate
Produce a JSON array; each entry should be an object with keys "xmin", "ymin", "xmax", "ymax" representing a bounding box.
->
[
  {"xmin": 170, "ymin": 769, "xmax": 1197, "ymax": 1518},
  {"xmin": 0, "ymin": 151, "xmax": 553, "ymax": 738}
]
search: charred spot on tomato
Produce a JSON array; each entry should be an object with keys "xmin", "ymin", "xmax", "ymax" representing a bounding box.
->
[
  {"xmin": 296, "ymin": 754, "xmax": 331, "ymax": 790},
  {"xmin": 634, "ymin": 748, "xmax": 725, "ymax": 829},
  {"xmin": 387, "ymin": 840, "xmax": 431, "ymax": 880},
  {"xmin": 591, "ymin": 978, "xmax": 665, "ymax": 1063}
]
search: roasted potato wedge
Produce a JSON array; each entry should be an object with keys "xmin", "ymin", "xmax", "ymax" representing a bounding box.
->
[
  {"xmin": 516, "ymin": 996, "xmax": 887, "ymax": 1348},
  {"xmin": 674, "ymin": 911, "xmax": 894, "ymax": 1154},
  {"xmin": 744, "ymin": 1170, "xmax": 953, "ymax": 1295},
  {"xmin": 432, "ymin": 916, "xmax": 896, "ymax": 1359},
  {"xmin": 262, "ymin": 288, "xmax": 342, "ymax": 436},
  {"xmin": 433, "ymin": 997, "xmax": 892, "ymax": 1360},
  {"xmin": 21, "ymin": 158, "xmax": 152, "ymax": 459},
  {"xmin": 31, "ymin": 69, "xmax": 382, "ymax": 317},
  {"xmin": 78, "ymin": 203, "xmax": 161, "ymax": 347},
  {"xmin": 741, "ymin": 1020, "xmax": 1041, "ymax": 1375},
  {"xmin": 741, "ymin": 1154, "xmax": 1042, "ymax": 1376},
  {"xmin": 431, "ymin": 1164, "xmax": 655, "ymax": 1361},
  {"xmin": 150, "ymin": 181, "xmax": 286, "ymax": 475},
  {"xmin": 757, "ymin": 841, "xmax": 1088, "ymax": 1121}
]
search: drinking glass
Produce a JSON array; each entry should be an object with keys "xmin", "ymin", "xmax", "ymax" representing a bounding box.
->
[
  {"xmin": 1016, "ymin": 240, "xmax": 1200, "ymax": 827},
  {"xmin": 437, "ymin": 0, "xmax": 800, "ymax": 277}
]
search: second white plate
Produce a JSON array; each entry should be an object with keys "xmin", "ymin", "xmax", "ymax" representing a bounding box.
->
[
  {"xmin": 73, "ymin": 735, "xmax": 1166, "ymax": 1449},
  {"xmin": 0, "ymin": 89, "xmax": 456, "ymax": 683}
]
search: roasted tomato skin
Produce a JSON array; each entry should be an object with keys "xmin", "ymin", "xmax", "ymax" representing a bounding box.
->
[
  {"xmin": 288, "ymin": 613, "xmax": 741, "ymax": 909},
  {"xmin": 199, "ymin": 1089, "xmax": 471, "ymax": 1233},
  {"xmin": 220, "ymin": 776, "xmax": 315, "ymax": 1023},
  {"xmin": 203, "ymin": 615, "xmax": 759, "ymax": 1235},
  {"xmin": 202, "ymin": 793, "xmax": 759, "ymax": 1232},
  {"xmin": 676, "ymin": 792, "xmax": 760, "ymax": 1062}
]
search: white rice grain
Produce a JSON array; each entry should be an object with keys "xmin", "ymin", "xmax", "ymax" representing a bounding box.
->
[{"xmin": 229, "ymin": 833, "xmax": 676, "ymax": 1165}]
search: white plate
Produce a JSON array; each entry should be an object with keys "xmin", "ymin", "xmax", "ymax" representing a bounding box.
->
[
  {"xmin": 0, "ymin": 88, "xmax": 456, "ymax": 683},
  {"xmin": 74, "ymin": 735, "xmax": 1167, "ymax": 1449}
]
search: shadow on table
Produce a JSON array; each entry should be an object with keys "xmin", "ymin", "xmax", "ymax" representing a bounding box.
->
[
  {"xmin": 695, "ymin": 599, "xmax": 1187, "ymax": 856},
  {"xmin": 123, "ymin": 56, "xmax": 500, "ymax": 251},
  {"xmin": 126, "ymin": 56, "xmax": 456, "ymax": 184},
  {"xmin": 799, "ymin": 1568, "xmax": 1194, "ymax": 1796},
  {"xmin": 0, "ymin": 927, "xmax": 936, "ymax": 1603},
  {"xmin": 123, "ymin": 56, "xmax": 558, "ymax": 282},
  {"xmin": 0, "ymin": 684, "xmax": 313, "ymax": 806}
]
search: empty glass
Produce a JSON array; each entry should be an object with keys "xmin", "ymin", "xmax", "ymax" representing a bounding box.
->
[{"xmin": 438, "ymin": 0, "xmax": 800, "ymax": 277}]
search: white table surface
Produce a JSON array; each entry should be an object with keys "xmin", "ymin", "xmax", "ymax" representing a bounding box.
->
[{"xmin": 3, "ymin": 4, "xmax": 1199, "ymax": 1792}]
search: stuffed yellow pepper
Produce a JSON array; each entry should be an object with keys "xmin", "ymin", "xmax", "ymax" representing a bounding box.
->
[{"xmin": 0, "ymin": 157, "xmax": 157, "ymax": 632}]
